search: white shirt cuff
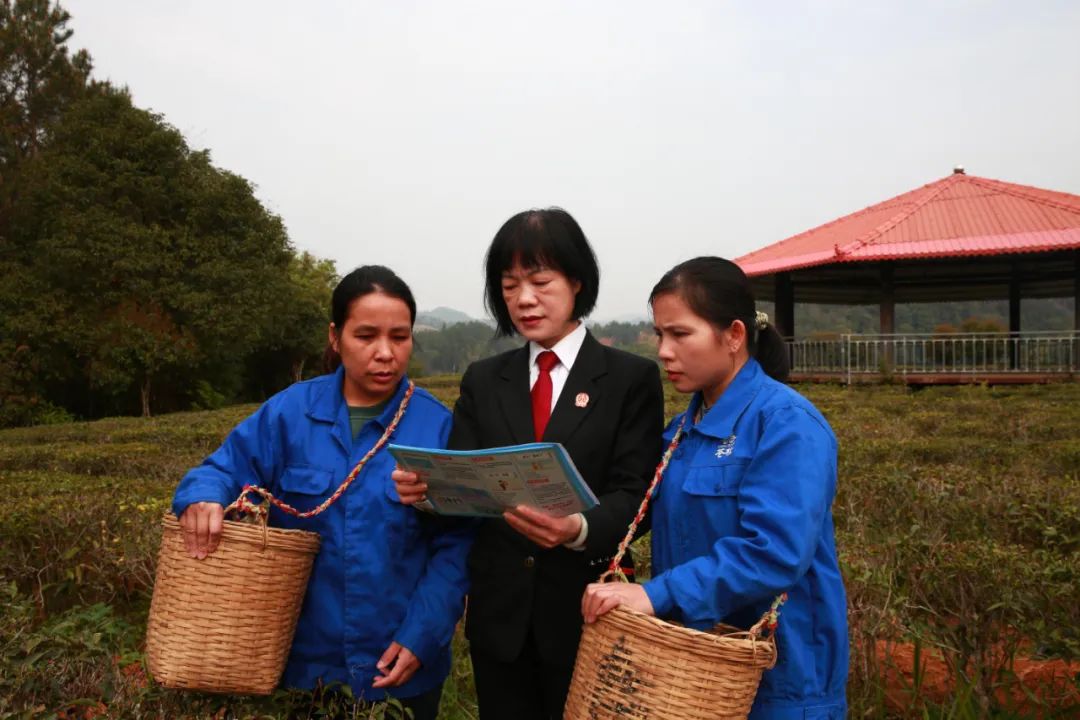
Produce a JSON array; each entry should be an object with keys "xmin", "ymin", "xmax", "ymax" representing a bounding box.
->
[{"xmin": 564, "ymin": 513, "xmax": 588, "ymax": 551}]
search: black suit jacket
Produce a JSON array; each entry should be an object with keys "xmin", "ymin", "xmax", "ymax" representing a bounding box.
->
[{"xmin": 450, "ymin": 330, "xmax": 664, "ymax": 665}]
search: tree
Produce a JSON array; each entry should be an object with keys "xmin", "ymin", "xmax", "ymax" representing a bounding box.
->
[
  {"xmin": 9, "ymin": 88, "xmax": 297, "ymax": 417},
  {"xmin": 0, "ymin": 0, "xmax": 91, "ymax": 154},
  {"xmin": 0, "ymin": 0, "xmax": 92, "ymax": 232},
  {"xmin": 0, "ymin": 0, "xmax": 93, "ymax": 421},
  {"xmin": 89, "ymin": 300, "xmax": 197, "ymax": 417},
  {"xmin": 413, "ymin": 322, "xmax": 517, "ymax": 375},
  {"xmin": 284, "ymin": 252, "xmax": 338, "ymax": 382},
  {"xmin": 257, "ymin": 251, "xmax": 338, "ymax": 386},
  {"xmin": 0, "ymin": 6, "xmax": 342, "ymax": 424}
]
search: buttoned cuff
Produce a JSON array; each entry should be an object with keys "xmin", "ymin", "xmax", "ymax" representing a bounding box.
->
[{"xmin": 563, "ymin": 513, "xmax": 588, "ymax": 551}]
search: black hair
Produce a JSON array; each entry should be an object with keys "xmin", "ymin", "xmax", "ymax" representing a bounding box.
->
[
  {"xmin": 483, "ymin": 208, "xmax": 600, "ymax": 337},
  {"xmin": 323, "ymin": 265, "xmax": 416, "ymax": 372},
  {"xmin": 649, "ymin": 256, "xmax": 790, "ymax": 381}
]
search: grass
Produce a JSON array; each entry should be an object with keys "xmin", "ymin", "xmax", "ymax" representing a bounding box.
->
[{"xmin": 1, "ymin": 379, "xmax": 1078, "ymax": 718}]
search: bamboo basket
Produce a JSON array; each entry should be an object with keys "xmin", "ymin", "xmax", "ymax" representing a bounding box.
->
[
  {"xmin": 564, "ymin": 416, "xmax": 786, "ymax": 719},
  {"xmin": 145, "ymin": 513, "xmax": 321, "ymax": 694},
  {"xmin": 564, "ymin": 604, "xmax": 780, "ymax": 719}
]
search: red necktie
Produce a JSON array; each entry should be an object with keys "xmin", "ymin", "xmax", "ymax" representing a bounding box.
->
[{"xmin": 531, "ymin": 351, "xmax": 559, "ymax": 441}]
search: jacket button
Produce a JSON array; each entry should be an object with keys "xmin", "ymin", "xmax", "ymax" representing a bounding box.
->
[{"xmin": 524, "ymin": 556, "xmax": 535, "ymax": 568}]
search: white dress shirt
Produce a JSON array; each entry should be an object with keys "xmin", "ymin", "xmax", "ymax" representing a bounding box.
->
[
  {"xmin": 527, "ymin": 321, "xmax": 590, "ymax": 549},
  {"xmin": 527, "ymin": 320, "xmax": 587, "ymax": 412}
]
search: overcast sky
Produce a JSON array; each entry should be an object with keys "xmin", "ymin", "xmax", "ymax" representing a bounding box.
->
[{"xmin": 64, "ymin": 1, "xmax": 1080, "ymax": 321}]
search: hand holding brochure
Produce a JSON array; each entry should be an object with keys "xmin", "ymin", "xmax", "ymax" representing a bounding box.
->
[{"xmin": 387, "ymin": 442, "xmax": 599, "ymax": 518}]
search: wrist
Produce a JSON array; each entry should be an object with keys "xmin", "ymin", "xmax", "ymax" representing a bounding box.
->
[{"xmin": 563, "ymin": 513, "xmax": 588, "ymax": 549}]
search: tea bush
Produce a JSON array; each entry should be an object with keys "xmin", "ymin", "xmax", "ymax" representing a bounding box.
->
[{"xmin": 1, "ymin": 380, "xmax": 1077, "ymax": 718}]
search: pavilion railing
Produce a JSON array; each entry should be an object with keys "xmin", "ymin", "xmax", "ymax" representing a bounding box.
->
[{"xmin": 786, "ymin": 331, "xmax": 1079, "ymax": 383}]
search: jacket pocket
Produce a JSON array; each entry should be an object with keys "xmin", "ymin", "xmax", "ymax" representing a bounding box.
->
[
  {"xmin": 683, "ymin": 460, "xmax": 747, "ymax": 497},
  {"xmin": 280, "ymin": 465, "xmax": 334, "ymax": 495},
  {"xmin": 273, "ymin": 466, "xmax": 335, "ymax": 525},
  {"xmin": 677, "ymin": 462, "xmax": 745, "ymax": 553}
]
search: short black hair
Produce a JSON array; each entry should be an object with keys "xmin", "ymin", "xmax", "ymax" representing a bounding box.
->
[{"xmin": 483, "ymin": 208, "xmax": 600, "ymax": 337}]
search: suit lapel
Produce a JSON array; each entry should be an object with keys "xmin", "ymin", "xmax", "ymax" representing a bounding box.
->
[
  {"xmin": 543, "ymin": 331, "xmax": 606, "ymax": 444},
  {"xmin": 497, "ymin": 345, "xmax": 536, "ymax": 444}
]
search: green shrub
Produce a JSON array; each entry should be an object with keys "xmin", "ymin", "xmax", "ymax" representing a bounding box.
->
[{"xmin": 1, "ymin": 379, "xmax": 1078, "ymax": 718}]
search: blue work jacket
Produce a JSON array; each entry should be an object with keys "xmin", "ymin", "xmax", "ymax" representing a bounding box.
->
[
  {"xmin": 643, "ymin": 359, "xmax": 848, "ymax": 719},
  {"xmin": 172, "ymin": 370, "xmax": 473, "ymax": 701}
]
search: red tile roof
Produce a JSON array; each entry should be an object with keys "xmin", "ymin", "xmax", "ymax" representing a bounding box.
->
[{"xmin": 735, "ymin": 172, "xmax": 1080, "ymax": 276}]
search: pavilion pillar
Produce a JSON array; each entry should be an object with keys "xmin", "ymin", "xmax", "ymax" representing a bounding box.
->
[
  {"xmin": 774, "ymin": 272, "xmax": 795, "ymax": 338},
  {"xmin": 879, "ymin": 264, "xmax": 895, "ymax": 334},
  {"xmin": 1009, "ymin": 264, "xmax": 1021, "ymax": 369},
  {"xmin": 1075, "ymin": 253, "xmax": 1080, "ymax": 332},
  {"xmin": 880, "ymin": 264, "xmax": 895, "ymax": 373},
  {"xmin": 1073, "ymin": 252, "xmax": 1079, "ymax": 372},
  {"xmin": 1009, "ymin": 265, "xmax": 1022, "ymax": 334}
]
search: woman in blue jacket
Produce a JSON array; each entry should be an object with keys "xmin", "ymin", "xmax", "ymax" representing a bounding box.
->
[
  {"xmin": 173, "ymin": 265, "xmax": 472, "ymax": 719},
  {"xmin": 582, "ymin": 257, "xmax": 849, "ymax": 719}
]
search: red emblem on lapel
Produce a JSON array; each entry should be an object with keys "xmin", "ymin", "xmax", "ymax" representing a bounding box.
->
[{"xmin": 575, "ymin": 392, "xmax": 589, "ymax": 408}]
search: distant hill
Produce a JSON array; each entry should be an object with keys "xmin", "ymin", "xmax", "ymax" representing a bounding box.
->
[
  {"xmin": 416, "ymin": 306, "xmax": 478, "ymax": 329},
  {"xmin": 593, "ymin": 312, "xmax": 649, "ymax": 324},
  {"xmin": 413, "ymin": 298, "xmax": 1072, "ymax": 341}
]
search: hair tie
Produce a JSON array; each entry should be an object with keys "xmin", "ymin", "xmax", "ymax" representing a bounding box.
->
[{"xmin": 755, "ymin": 311, "xmax": 769, "ymax": 330}]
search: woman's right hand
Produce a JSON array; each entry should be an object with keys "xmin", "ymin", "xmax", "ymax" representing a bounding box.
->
[
  {"xmin": 178, "ymin": 502, "xmax": 225, "ymax": 559},
  {"xmin": 391, "ymin": 467, "xmax": 427, "ymax": 505}
]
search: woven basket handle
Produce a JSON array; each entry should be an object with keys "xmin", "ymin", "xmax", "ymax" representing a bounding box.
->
[
  {"xmin": 598, "ymin": 413, "xmax": 788, "ymax": 636},
  {"xmin": 225, "ymin": 381, "xmax": 414, "ymax": 524},
  {"xmin": 746, "ymin": 593, "xmax": 787, "ymax": 640}
]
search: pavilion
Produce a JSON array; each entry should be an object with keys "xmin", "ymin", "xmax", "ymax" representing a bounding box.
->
[{"xmin": 735, "ymin": 168, "xmax": 1079, "ymax": 382}]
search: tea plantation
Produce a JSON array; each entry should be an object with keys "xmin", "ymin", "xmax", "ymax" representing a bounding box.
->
[{"xmin": 1, "ymin": 378, "xmax": 1077, "ymax": 718}]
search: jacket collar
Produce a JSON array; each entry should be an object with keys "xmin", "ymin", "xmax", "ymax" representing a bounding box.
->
[
  {"xmin": 542, "ymin": 329, "xmax": 606, "ymax": 443},
  {"xmin": 307, "ymin": 366, "xmax": 348, "ymax": 423},
  {"xmin": 496, "ymin": 345, "xmax": 534, "ymax": 443},
  {"xmin": 307, "ymin": 367, "xmax": 412, "ymax": 451},
  {"xmin": 371, "ymin": 374, "xmax": 413, "ymax": 429},
  {"xmin": 527, "ymin": 321, "xmax": 587, "ymax": 374},
  {"xmin": 497, "ymin": 329, "xmax": 607, "ymax": 444},
  {"xmin": 686, "ymin": 358, "xmax": 764, "ymax": 439}
]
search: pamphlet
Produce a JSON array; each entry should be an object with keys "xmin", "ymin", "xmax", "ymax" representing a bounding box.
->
[{"xmin": 387, "ymin": 442, "xmax": 599, "ymax": 518}]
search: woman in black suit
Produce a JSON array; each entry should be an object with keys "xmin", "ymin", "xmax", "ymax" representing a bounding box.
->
[{"xmin": 395, "ymin": 208, "xmax": 664, "ymax": 719}]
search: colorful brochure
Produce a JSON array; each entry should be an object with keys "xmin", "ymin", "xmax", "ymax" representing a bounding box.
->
[{"xmin": 387, "ymin": 442, "xmax": 599, "ymax": 518}]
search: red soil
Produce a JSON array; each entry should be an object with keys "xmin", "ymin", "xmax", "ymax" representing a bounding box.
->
[{"xmin": 876, "ymin": 640, "xmax": 1079, "ymax": 715}]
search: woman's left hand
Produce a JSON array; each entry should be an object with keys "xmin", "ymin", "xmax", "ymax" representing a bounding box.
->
[
  {"xmin": 503, "ymin": 505, "xmax": 582, "ymax": 548},
  {"xmin": 372, "ymin": 641, "xmax": 420, "ymax": 688},
  {"xmin": 582, "ymin": 582, "xmax": 655, "ymax": 624}
]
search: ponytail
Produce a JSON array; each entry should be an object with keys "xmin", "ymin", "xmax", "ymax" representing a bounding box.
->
[{"xmin": 753, "ymin": 322, "xmax": 790, "ymax": 382}]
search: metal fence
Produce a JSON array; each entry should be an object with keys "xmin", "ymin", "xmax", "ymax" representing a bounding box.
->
[{"xmin": 787, "ymin": 332, "xmax": 1079, "ymax": 383}]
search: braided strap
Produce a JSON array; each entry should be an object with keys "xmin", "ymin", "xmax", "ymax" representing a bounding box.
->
[
  {"xmin": 599, "ymin": 416, "xmax": 688, "ymax": 584},
  {"xmin": 225, "ymin": 381, "xmax": 415, "ymax": 523},
  {"xmin": 598, "ymin": 411, "xmax": 788, "ymax": 637}
]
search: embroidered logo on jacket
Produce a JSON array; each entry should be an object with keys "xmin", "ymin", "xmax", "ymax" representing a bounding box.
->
[{"xmin": 715, "ymin": 435, "xmax": 737, "ymax": 458}]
